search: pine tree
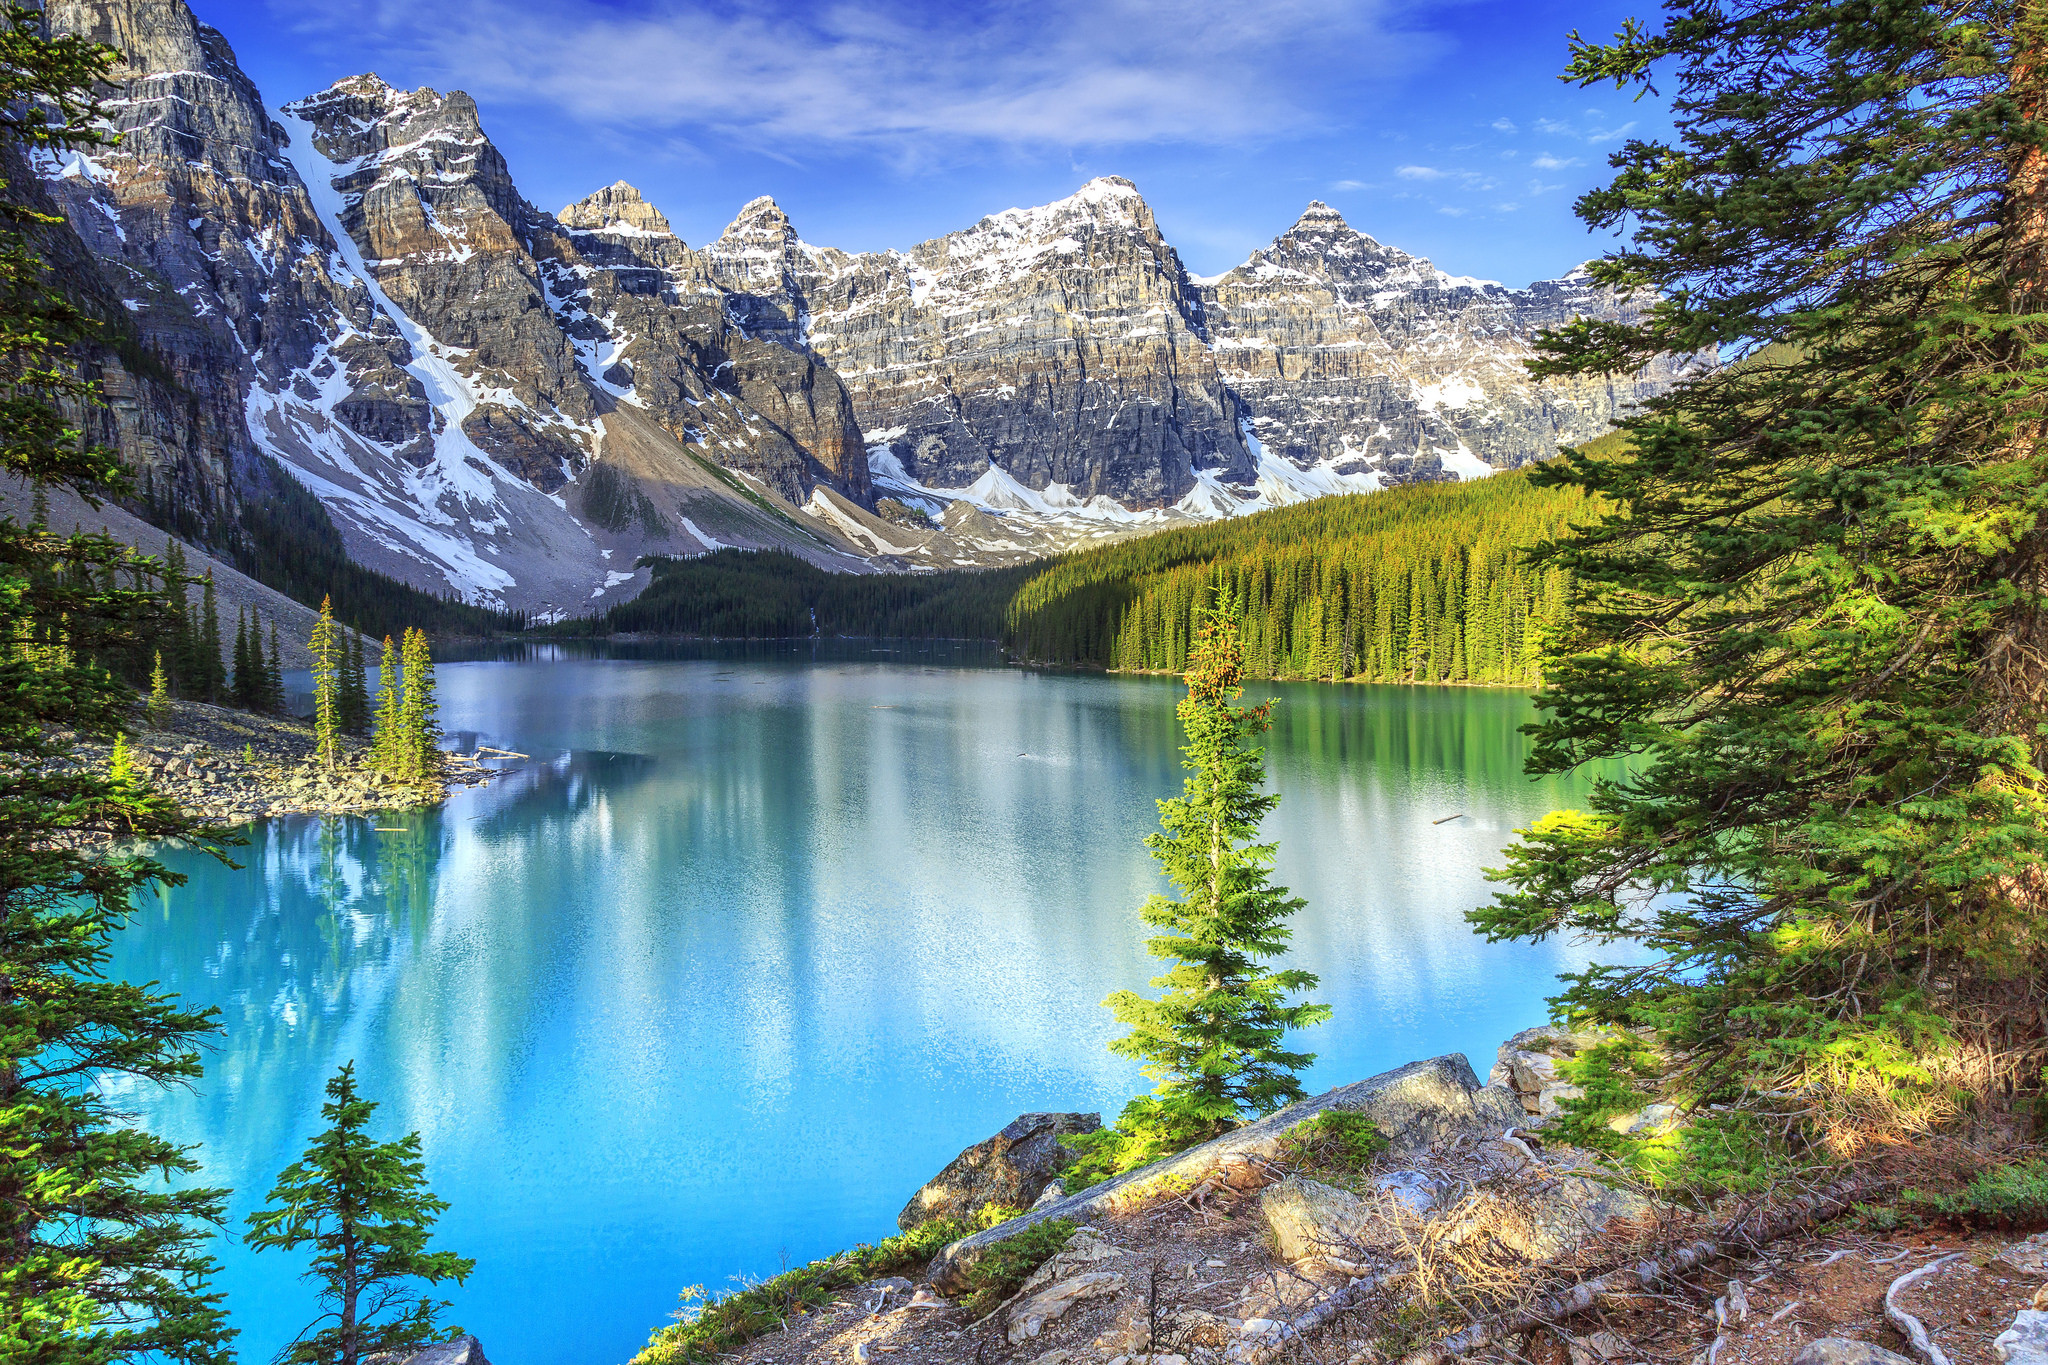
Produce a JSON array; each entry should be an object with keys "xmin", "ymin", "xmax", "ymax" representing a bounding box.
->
[
  {"xmin": 232, "ymin": 605, "xmax": 253, "ymax": 710},
  {"xmin": 199, "ymin": 569, "xmax": 223, "ymax": 702},
  {"xmin": 245, "ymin": 1063, "xmax": 474, "ymax": 1365},
  {"xmin": 310, "ymin": 595, "xmax": 341, "ymax": 769},
  {"xmin": 0, "ymin": 8, "xmax": 237, "ymax": 1357},
  {"xmin": 338, "ymin": 630, "xmax": 369, "ymax": 737},
  {"xmin": 147, "ymin": 648, "xmax": 170, "ymax": 728},
  {"xmin": 162, "ymin": 536, "xmax": 194, "ymax": 694},
  {"xmin": 397, "ymin": 627, "xmax": 439, "ymax": 782},
  {"xmin": 265, "ymin": 619, "xmax": 285, "ymax": 714},
  {"xmin": 1470, "ymin": 0, "xmax": 2048, "ymax": 1178},
  {"xmin": 26, "ymin": 480, "xmax": 45, "ymax": 528},
  {"xmin": 371, "ymin": 635, "xmax": 401, "ymax": 776},
  {"xmin": 1075, "ymin": 597, "xmax": 1329, "ymax": 1182}
]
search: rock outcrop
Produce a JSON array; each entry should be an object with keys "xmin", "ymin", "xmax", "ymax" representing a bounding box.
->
[
  {"xmin": 926, "ymin": 1053, "xmax": 1525, "ymax": 1291},
  {"xmin": 1196, "ymin": 202, "xmax": 1694, "ymax": 484},
  {"xmin": 897, "ymin": 1111, "xmax": 1101, "ymax": 1230}
]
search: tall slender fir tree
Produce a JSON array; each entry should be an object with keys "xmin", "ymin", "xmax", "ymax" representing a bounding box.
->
[
  {"xmin": 198, "ymin": 568, "xmax": 222, "ymax": 701},
  {"xmin": 1076, "ymin": 597, "xmax": 1329, "ymax": 1181},
  {"xmin": 310, "ymin": 595, "xmax": 341, "ymax": 769},
  {"xmin": 397, "ymin": 627, "xmax": 439, "ymax": 782},
  {"xmin": 338, "ymin": 629, "xmax": 369, "ymax": 736},
  {"xmin": 231, "ymin": 606, "xmax": 252, "ymax": 709},
  {"xmin": 265, "ymin": 619, "xmax": 285, "ymax": 714},
  {"xmin": 370, "ymin": 635, "xmax": 400, "ymax": 776}
]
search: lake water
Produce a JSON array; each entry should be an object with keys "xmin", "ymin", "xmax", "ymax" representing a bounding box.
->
[{"xmin": 112, "ymin": 644, "xmax": 1613, "ymax": 1364}]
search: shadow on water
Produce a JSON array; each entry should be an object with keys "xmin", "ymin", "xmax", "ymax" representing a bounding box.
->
[{"xmin": 113, "ymin": 649, "xmax": 1623, "ymax": 1365}]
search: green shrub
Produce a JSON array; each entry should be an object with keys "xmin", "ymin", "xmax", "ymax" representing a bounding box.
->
[
  {"xmin": 962, "ymin": 1217, "xmax": 1076, "ymax": 1317},
  {"xmin": 1902, "ymin": 1159, "xmax": 2048, "ymax": 1227},
  {"xmin": 632, "ymin": 1216, "xmax": 972, "ymax": 1365},
  {"xmin": 1280, "ymin": 1109, "xmax": 1388, "ymax": 1177},
  {"xmin": 1059, "ymin": 1095, "xmax": 1224, "ymax": 1191}
]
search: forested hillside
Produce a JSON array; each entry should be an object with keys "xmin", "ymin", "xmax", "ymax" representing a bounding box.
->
[
  {"xmin": 1003, "ymin": 475, "xmax": 1591, "ymax": 683},
  {"xmin": 593, "ymin": 550, "xmax": 1039, "ymax": 639}
]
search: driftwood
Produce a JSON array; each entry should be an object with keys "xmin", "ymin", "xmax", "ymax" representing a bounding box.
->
[
  {"xmin": 1884, "ymin": 1253, "xmax": 1965, "ymax": 1365},
  {"xmin": 1237, "ymin": 1179, "xmax": 1872, "ymax": 1365}
]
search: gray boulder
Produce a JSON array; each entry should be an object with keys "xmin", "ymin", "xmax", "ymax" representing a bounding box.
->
[
  {"xmin": 1998, "ymin": 1233, "xmax": 2048, "ymax": 1276},
  {"xmin": 928, "ymin": 1054, "xmax": 1503, "ymax": 1291},
  {"xmin": 1997, "ymin": 1309, "xmax": 2048, "ymax": 1365},
  {"xmin": 365, "ymin": 1339, "xmax": 491, "ymax": 1365},
  {"xmin": 897, "ymin": 1112, "xmax": 1100, "ymax": 1231},
  {"xmin": 1260, "ymin": 1177, "xmax": 1378, "ymax": 1262},
  {"xmin": 1790, "ymin": 1340, "xmax": 1917, "ymax": 1365}
]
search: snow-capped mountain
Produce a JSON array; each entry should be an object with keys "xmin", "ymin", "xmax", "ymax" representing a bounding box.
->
[{"xmin": 30, "ymin": 0, "xmax": 1696, "ymax": 608}]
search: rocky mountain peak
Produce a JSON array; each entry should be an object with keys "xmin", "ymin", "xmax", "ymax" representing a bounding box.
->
[
  {"xmin": 47, "ymin": 0, "xmax": 210, "ymax": 81},
  {"xmin": 1220, "ymin": 199, "xmax": 1436, "ymax": 289},
  {"xmin": 558, "ymin": 181, "xmax": 673, "ymax": 237},
  {"xmin": 720, "ymin": 195, "xmax": 796, "ymax": 243}
]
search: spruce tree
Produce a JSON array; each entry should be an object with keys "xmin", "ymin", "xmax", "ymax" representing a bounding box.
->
[
  {"xmin": 199, "ymin": 569, "xmax": 223, "ymax": 701},
  {"xmin": 371, "ymin": 635, "xmax": 401, "ymax": 776},
  {"xmin": 1471, "ymin": 0, "xmax": 2048, "ymax": 1178},
  {"xmin": 310, "ymin": 595, "xmax": 341, "ymax": 769},
  {"xmin": 162, "ymin": 537, "xmax": 192, "ymax": 693},
  {"xmin": 1084, "ymin": 598, "xmax": 1328, "ymax": 1176},
  {"xmin": 0, "ymin": 8, "xmax": 237, "ymax": 1357},
  {"xmin": 339, "ymin": 630, "xmax": 369, "ymax": 736},
  {"xmin": 231, "ymin": 606, "xmax": 252, "ymax": 710},
  {"xmin": 245, "ymin": 1063, "xmax": 474, "ymax": 1365},
  {"xmin": 397, "ymin": 627, "xmax": 440, "ymax": 782},
  {"xmin": 265, "ymin": 619, "xmax": 285, "ymax": 714}
]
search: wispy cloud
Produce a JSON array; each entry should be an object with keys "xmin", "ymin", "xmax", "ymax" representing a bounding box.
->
[
  {"xmin": 1490, "ymin": 117, "xmax": 1517, "ymax": 132},
  {"xmin": 1397, "ymin": 165, "xmax": 1446, "ymax": 180},
  {"xmin": 1330, "ymin": 178, "xmax": 1366, "ymax": 190},
  {"xmin": 1530, "ymin": 153, "xmax": 1579, "ymax": 170},
  {"xmin": 272, "ymin": 0, "xmax": 1432, "ymax": 161}
]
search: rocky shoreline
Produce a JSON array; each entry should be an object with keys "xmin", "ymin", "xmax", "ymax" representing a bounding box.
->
[
  {"xmin": 637, "ymin": 1032, "xmax": 2047, "ymax": 1365},
  {"xmin": 65, "ymin": 698, "xmax": 512, "ymax": 823}
]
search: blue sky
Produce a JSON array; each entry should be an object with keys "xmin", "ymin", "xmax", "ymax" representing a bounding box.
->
[{"xmin": 196, "ymin": 0, "xmax": 1669, "ymax": 287}]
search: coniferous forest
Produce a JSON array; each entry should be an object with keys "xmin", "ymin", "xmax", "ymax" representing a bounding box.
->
[
  {"xmin": 1002, "ymin": 474, "xmax": 1589, "ymax": 682},
  {"xmin": 584, "ymin": 473, "xmax": 1590, "ymax": 690}
]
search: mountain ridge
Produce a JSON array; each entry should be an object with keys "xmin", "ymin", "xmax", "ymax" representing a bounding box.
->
[{"xmin": 27, "ymin": 0, "xmax": 1700, "ymax": 615}]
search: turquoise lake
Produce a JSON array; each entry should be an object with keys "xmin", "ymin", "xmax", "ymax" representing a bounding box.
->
[{"xmin": 111, "ymin": 644, "xmax": 1616, "ymax": 1364}]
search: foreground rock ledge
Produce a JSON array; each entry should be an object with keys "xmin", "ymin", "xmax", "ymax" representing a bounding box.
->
[{"xmin": 927, "ymin": 1053, "xmax": 1522, "ymax": 1292}]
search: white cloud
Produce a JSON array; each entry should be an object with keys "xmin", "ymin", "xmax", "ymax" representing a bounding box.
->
[
  {"xmin": 1491, "ymin": 118, "xmax": 1517, "ymax": 132},
  {"xmin": 1534, "ymin": 117, "xmax": 1574, "ymax": 135},
  {"xmin": 270, "ymin": 0, "xmax": 1430, "ymax": 159},
  {"xmin": 1437, "ymin": 205, "xmax": 1467, "ymax": 217},
  {"xmin": 1584, "ymin": 121, "xmax": 1637, "ymax": 144},
  {"xmin": 1398, "ymin": 165, "xmax": 1445, "ymax": 180},
  {"xmin": 1530, "ymin": 153, "xmax": 1580, "ymax": 170},
  {"xmin": 1331, "ymin": 178, "xmax": 1366, "ymax": 190}
]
